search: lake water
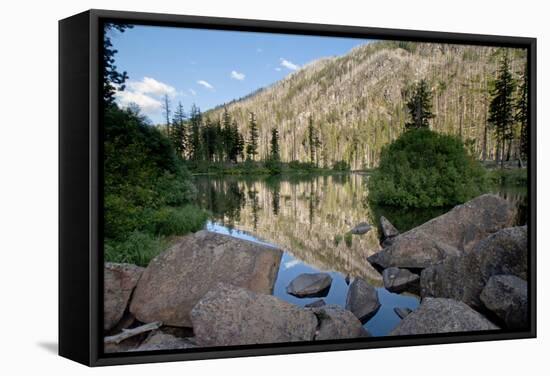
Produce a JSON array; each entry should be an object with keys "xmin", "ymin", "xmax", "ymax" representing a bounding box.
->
[{"xmin": 194, "ymin": 173, "xmax": 527, "ymax": 336}]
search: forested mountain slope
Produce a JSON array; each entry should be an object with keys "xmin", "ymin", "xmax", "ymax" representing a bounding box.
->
[{"xmin": 206, "ymin": 41, "xmax": 527, "ymax": 169}]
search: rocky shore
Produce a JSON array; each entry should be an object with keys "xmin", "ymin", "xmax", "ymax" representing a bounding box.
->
[{"xmin": 104, "ymin": 194, "xmax": 528, "ymax": 351}]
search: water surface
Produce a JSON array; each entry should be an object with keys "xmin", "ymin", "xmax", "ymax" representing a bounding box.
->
[{"xmin": 196, "ymin": 173, "xmax": 526, "ymax": 336}]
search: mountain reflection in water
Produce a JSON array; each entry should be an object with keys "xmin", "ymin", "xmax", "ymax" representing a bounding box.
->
[{"xmin": 195, "ymin": 173, "xmax": 527, "ymax": 336}]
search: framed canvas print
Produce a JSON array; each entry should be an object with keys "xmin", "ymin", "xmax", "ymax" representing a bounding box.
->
[{"xmin": 59, "ymin": 9, "xmax": 536, "ymax": 366}]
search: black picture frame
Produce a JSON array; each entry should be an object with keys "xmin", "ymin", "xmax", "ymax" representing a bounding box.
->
[{"xmin": 59, "ymin": 8, "xmax": 537, "ymax": 367}]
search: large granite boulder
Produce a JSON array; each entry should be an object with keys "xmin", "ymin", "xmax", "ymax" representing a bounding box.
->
[
  {"xmin": 368, "ymin": 194, "xmax": 515, "ymax": 269},
  {"xmin": 309, "ymin": 305, "xmax": 370, "ymax": 340},
  {"xmin": 390, "ymin": 298, "xmax": 498, "ymax": 335},
  {"xmin": 130, "ymin": 231, "xmax": 282, "ymax": 327},
  {"xmin": 345, "ymin": 278, "xmax": 381, "ymax": 323},
  {"xmin": 421, "ymin": 226, "xmax": 527, "ymax": 310},
  {"xmin": 190, "ymin": 284, "xmax": 318, "ymax": 346},
  {"xmin": 380, "ymin": 216, "xmax": 399, "ymax": 239},
  {"xmin": 104, "ymin": 263, "xmax": 144, "ymax": 331},
  {"xmin": 480, "ymin": 275, "xmax": 528, "ymax": 329},
  {"xmin": 382, "ymin": 267, "xmax": 420, "ymax": 293},
  {"xmin": 286, "ymin": 273, "xmax": 332, "ymax": 297}
]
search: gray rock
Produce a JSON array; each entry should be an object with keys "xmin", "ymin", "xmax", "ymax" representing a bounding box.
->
[
  {"xmin": 345, "ymin": 278, "xmax": 381, "ymax": 323},
  {"xmin": 368, "ymin": 194, "xmax": 515, "ymax": 269},
  {"xmin": 287, "ymin": 273, "xmax": 333, "ymax": 298},
  {"xmin": 421, "ymin": 226, "xmax": 527, "ymax": 310},
  {"xmin": 191, "ymin": 284, "xmax": 318, "ymax": 346},
  {"xmin": 480, "ymin": 275, "xmax": 528, "ymax": 329},
  {"xmin": 382, "ymin": 267, "xmax": 420, "ymax": 293},
  {"xmin": 130, "ymin": 230, "xmax": 282, "ymax": 327},
  {"xmin": 390, "ymin": 298, "xmax": 499, "ymax": 335},
  {"xmin": 394, "ymin": 307, "xmax": 413, "ymax": 319},
  {"xmin": 104, "ymin": 263, "xmax": 144, "ymax": 331},
  {"xmin": 305, "ymin": 299, "xmax": 327, "ymax": 308},
  {"xmin": 351, "ymin": 222, "xmax": 372, "ymax": 235},
  {"xmin": 310, "ymin": 305, "xmax": 370, "ymax": 340},
  {"xmin": 380, "ymin": 216, "xmax": 399, "ymax": 239},
  {"xmin": 131, "ymin": 331, "xmax": 196, "ymax": 351}
]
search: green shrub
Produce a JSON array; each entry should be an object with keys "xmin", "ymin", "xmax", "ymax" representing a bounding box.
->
[
  {"xmin": 332, "ymin": 160, "xmax": 350, "ymax": 171},
  {"xmin": 344, "ymin": 232, "xmax": 353, "ymax": 248},
  {"xmin": 333, "ymin": 234, "xmax": 343, "ymax": 246},
  {"xmin": 265, "ymin": 158, "xmax": 282, "ymax": 174},
  {"xmin": 105, "ymin": 231, "xmax": 168, "ymax": 266},
  {"xmin": 487, "ymin": 168, "xmax": 527, "ymax": 186},
  {"xmin": 368, "ymin": 129, "xmax": 488, "ymax": 208},
  {"xmin": 152, "ymin": 205, "xmax": 209, "ymax": 236}
]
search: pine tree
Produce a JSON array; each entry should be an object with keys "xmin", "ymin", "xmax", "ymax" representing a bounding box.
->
[
  {"xmin": 246, "ymin": 112, "xmax": 259, "ymax": 161},
  {"xmin": 221, "ymin": 107, "xmax": 235, "ymax": 162},
  {"xmin": 189, "ymin": 104, "xmax": 202, "ymax": 161},
  {"xmin": 308, "ymin": 117, "xmax": 316, "ymax": 164},
  {"xmin": 103, "ymin": 23, "xmax": 132, "ymax": 105},
  {"xmin": 270, "ymin": 128, "xmax": 280, "ymax": 161},
  {"xmin": 235, "ymin": 127, "xmax": 245, "ymax": 162},
  {"xmin": 171, "ymin": 102, "xmax": 187, "ymax": 158},
  {"xmin": 488, "ymin": 51, "xmax": 516, "ymax": 168},
  {"xmin": 516, "ymin": 63, "xmax": 529, "ymax": 162},
  {"xmin": 162, "ymin": 94, "xmax": 172, "ymax": 138},
  {"xmin": 405, "ymin": 79, "xmax": 434, "ymax": 130}
]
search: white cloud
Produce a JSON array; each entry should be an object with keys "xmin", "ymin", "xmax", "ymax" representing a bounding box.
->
[
  {"xmin": 188, "ymin": 88, "xmax": 197, "ymax": 96},
  {"xmin": 127, "ymin": 77, "xmax": 176, "ymax": 97},
  {"xmin": 280, "ymin": 58, "xmax": 299, "ymax": 71},
  {"xmin": 230, "ymin": 70, "xmax": 245, "ymax": 81},
  {"xmin": 115, "ymin": 90, "xmax": 163, "ymax": 113},
  {"xmin": 283, "ymin": 259, "xmax": 301, "ymax": 269},
  {"xmin": 197, "ymin": 80, "xmax": 214, "ymax": 90},
  {"xmin": 275, "ymin": 67, "xmax": 282, "ymax": 72}
]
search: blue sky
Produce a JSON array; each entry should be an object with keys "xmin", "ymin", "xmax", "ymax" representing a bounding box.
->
[{"xmin": 110, "ymin": 25, "xmax": 370, "ymax": 123}]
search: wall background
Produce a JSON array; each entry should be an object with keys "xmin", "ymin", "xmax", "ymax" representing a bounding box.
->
[{"xmin": 0, "ymin": 0, "xmax": 546, "ymax": 374}]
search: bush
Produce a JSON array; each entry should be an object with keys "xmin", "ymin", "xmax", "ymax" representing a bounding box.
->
[
  {"xmin": 103, "ymin": 106, "xmax": 208, "ymax": 263},
  {"xmin": 368, "ymin": 129, "xmax": 488, "ymax": 208},
  {"xmin": 332, "ymin": 160, "xmax": 350, "ymax": 171},
  {"xmin": 152, "ymin": 205, "xmax": 209, "ymax": 236},
  {"xmin": 105, "ymin": 231, "xmax": 168, "ymax": 266},
  {"xmin": 487, "ymin": 168, "xmax": 527, "ymax": 186}
]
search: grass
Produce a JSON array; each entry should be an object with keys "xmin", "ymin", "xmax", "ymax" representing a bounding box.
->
[{"xmin": 487, "ymin": 168, "xmax": 528, "ymax": 187}]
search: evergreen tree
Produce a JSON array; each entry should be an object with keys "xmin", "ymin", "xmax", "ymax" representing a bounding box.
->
[
  {"xmin": 516, "ymin": 64, "xmax": 529, "ymax": 161},
  {"xmin": 246, "ymin": 112, "xmax": 259, "ymax": 160},
  {"xmin": 236, "ymin": 128, "xmax": 245, "ymax": 162},
  {"xmin": 308, "ymin": 117, "xmax": 316, "ymax": 164},
  {"xmin": 221, "ymin": 107, "xmax": 236, "ymax": 162},
  {"xmin": 103, "ymin": 23, "xmax": 132, "ymax": 105},
  {"xmin": 189, "ymin": 104, "xmax": 202, "ymax": 161},
  {"xmin": 488, "ymin": 51, "xmax": 516, "ymax": 167},
  {"xmin": 405, "ymin": 79, "xmax": 434, "ymax": 130},
  {"xmin": 171, "ymin": 102, "xmax": 187, "ymax": 158},
  {"xmin": 270, "ymin": 128, "xmax": 280, "ymax": 161},
  {"xmin": 162, "ymin": 94, "xmax": 172, "ymax": 138}
]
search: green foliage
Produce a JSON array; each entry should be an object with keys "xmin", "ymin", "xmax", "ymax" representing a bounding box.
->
[
  {"xmin": 368, "ymin": 129, "xmax": 488, "ymax": 208},
  {"xmin": 333, "ymin": 234, "xmax": 343, "ymax": 246},
  {"xmin": 405, "ymin": 79, "xmax": 434, "ymax": 130},
  {"xmin": 516, "ymin": 64, "xmax": 529, "ymax": 160},
  {"xmin": 151, "ymin": 205, "xmax": 209, "ymax": 236},
  {"xmin": 105, "ymin": 231, "xmax": 168, "ymax": 267},
  {"xmin": 332, "ymin": 160, "xmax": 350, "ymax": 171},
  {"xmin": 489, "ymin": 50, "xmax": 516, "ymax": 164},
  {"xmin": 104, "ymin": 106, "xmax": 208, "ymax": 264},
  {"xmin": 103, "ymin": 23, "xmax": 132, "ymax": 105},
  {"xmin": 246, "ymin": 112, "xmax": 259, "ymax": 160},
  {"xmin": 344, "ymin": 232, "xmax": 353, "ymax": 248},
  {"xmin": 487, "ymin": 168, "xmax": 527, "ymax": 187}
]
